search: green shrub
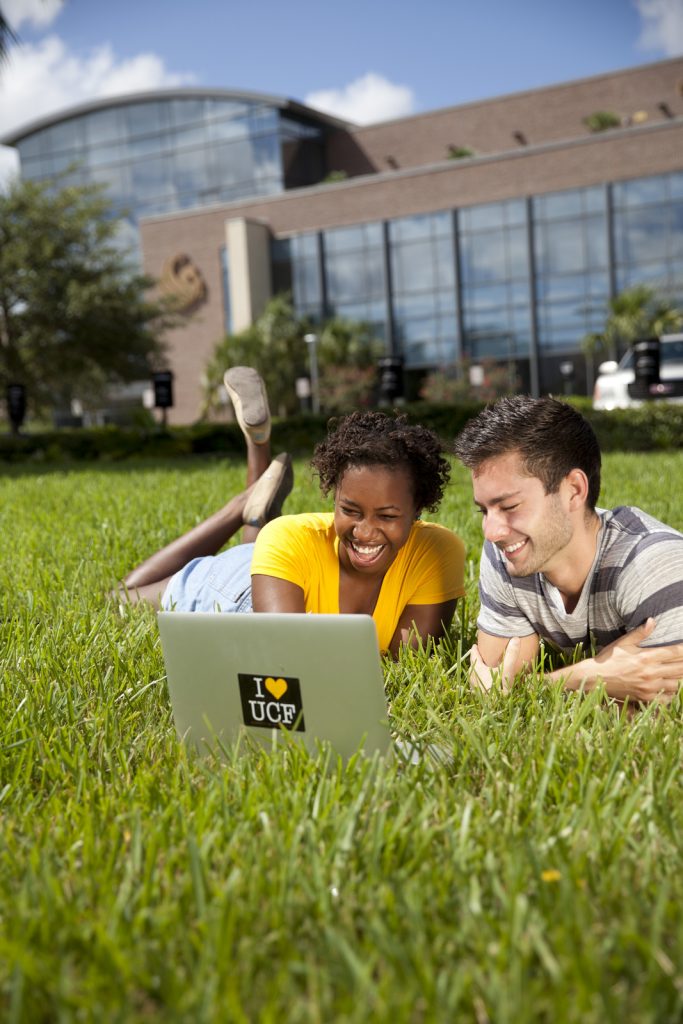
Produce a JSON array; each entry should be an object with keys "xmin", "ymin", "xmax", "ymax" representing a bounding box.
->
[
  {"xmin": 447, "ymin": 145, "xmax": 475, "ymax": 159},
  {"xmin": 420, "ymin": 359, "xmax": 520, "ymax": 404},
  {"xmin": 583, "ymin": 110, "xmax": 622, "ymax": 132},
  {"xmin": 584, "ymin": 404, "xmax": 683, "ymax": 451},
  {"xmin": 1, "ymin": 400, "xmax": 681, "ymax": 463},
  {"xmin": 322, "ymin": 169, "xmax": 349, "ymax": 183}
]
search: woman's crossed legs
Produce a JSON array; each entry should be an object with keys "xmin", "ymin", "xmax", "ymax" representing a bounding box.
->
[{"xmin": 119, "ymin": 368, "xmax": 293, "ymax": 608}]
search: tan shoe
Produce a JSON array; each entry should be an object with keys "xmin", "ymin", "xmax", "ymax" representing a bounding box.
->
[
  {"xmin": 243, "ymin": 453, "xmax": 294, "ymax": 527},
  {"xmin": 223, "ymin": 366, "xmax": 271, "ymax": 444}
]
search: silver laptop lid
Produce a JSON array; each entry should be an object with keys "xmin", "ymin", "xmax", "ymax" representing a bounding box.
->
[{"xmin": 157, "ymin": 612, "xmax": 391, "ymax": 760}]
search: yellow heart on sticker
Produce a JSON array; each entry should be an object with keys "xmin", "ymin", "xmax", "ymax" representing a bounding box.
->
[{"xmin": 265, "ymin": 676, "xmax": 288, "ymax": 700}]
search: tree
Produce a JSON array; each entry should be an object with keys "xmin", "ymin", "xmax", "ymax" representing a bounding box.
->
[
  {"xmin": 316, "ymin": 315, "xmax": 383, "ymax": 413},
  {"xmin": 203, "ymin": 295, "xmax": 382, "ymax": 418},
  {"xmin": 0, "ymin": 177, "xmax": 174, "ymax": 415},
  {"xmin": 0, "ymin": 7, "xmax": 17, "ymax": 64},
  {"xmin": 203, "ymin": 295, "xmax": 306, "ymax": 418},
  {"xmin": 582, "ymin": 285, "xmax": 682, "ymax": 358},
  {"xmin": 581, "ymin": 285, "xmax": 682, "ymax": 391}
]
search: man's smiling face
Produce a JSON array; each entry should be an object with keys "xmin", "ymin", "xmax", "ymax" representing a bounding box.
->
[{"xmin": 472, "ymin": 450, "xmax": 574, "ymax": 578}]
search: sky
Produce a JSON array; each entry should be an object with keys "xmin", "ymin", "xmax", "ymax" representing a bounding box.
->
[{"xmin": 0, "ymin": 0, "xmax": 682, "ymax": 188}]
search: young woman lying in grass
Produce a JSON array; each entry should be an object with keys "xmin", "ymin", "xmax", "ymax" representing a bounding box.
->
[{"xmin": 119, "ymin": 368, "xmax": 465, "ymax": 657}]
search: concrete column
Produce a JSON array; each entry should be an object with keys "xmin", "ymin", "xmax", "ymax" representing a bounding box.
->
[{"xmin": 225, "ymin": 218, "xmax": 273, "ymax": 332}]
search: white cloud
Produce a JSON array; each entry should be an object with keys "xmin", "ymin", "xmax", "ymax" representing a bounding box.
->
[
  {"xmin": 634, "ymin": 0, "xmax": 683, "ymax": 56},
  {"xmin": 304, "ymin": 72, "xmax": 415, "ymax": 125},
  {"xmin": 0, "ymin": 35, "xmax": 196, "ymax": 190},
  {"xmin": 4, "ymin": 0, "xmax": 64, "ymax": 30}
]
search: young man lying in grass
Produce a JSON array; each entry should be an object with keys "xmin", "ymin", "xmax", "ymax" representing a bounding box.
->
[{"xmin": 453, "ymin": 395, "xmax": 683, "ymax": 703}]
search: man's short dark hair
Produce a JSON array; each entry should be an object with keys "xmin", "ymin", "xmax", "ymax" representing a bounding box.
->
[{"xmin": 453, "ymin": 395, "xmax": 602, "ymax": 509}]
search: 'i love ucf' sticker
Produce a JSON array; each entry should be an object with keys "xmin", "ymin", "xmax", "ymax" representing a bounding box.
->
[{"xmin": 238, "ymin": 673, "xmax": 305, "ymax": 732}]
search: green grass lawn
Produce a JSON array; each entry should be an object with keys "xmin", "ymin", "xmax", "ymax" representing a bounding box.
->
[{"xmin": 0, "ymin": 451, "xmax": 682, "ymax": 1022}]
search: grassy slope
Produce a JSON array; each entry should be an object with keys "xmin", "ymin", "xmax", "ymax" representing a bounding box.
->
[{"xmin": 0, "ymin": 452, "xmax": 682, "ymax": 1022}]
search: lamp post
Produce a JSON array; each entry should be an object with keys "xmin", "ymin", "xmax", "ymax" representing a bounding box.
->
[
  {"xmin": 304, "ymin": 333, "xmax": 320, "ymax": 414},
  {"xmin": 559, "ymin": 360, "xmax": 575, "ymax": 397}
]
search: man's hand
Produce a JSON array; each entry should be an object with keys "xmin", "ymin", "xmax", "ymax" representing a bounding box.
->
[
  {"xmin": 551, "ymin": 618, "xmax": 683, "ymax": 704},
  {"xmin": 469, "ymin": 636, "xmax": 522, "ymax": 693}
]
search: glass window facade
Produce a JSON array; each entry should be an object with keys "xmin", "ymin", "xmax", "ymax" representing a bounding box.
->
[
  {"xmin": 532, "ymin": 185, "xmax": 609, "ymax": 352},
  {"xmin": 271, "ymin": 233, "xmax": 323, "ymax": 322},
  {"xmin": 16, "ymin": 95, "xmax": 324, "ymax": 255},
  {"xmin": 322, "ymin": 223, "xmax": 387, "ymax": 341},
  {"xmin": 388, "ymin": 212, "xmax": 456, "ymax": 365},
  {"xmin": 459, "ymin": 199, "xmax": 530, "ymax": 364},
  {"xmin": 279, "ymin": 171, "xmax": 683, "ymax": 393},
  {"xmin": 613, "ymin": 171, "xmax": 683, "ymax": 303}
]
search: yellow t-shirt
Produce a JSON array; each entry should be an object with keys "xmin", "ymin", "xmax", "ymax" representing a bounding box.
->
[{"xmin": 250, "ymin": 512, "xmax": 466, "ymax": 653}]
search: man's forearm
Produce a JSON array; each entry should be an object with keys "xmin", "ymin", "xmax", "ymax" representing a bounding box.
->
[
  {"xmin": 472, "ymin": 620, "xmax": 683, "ymax": 703},
  {"xmin": 545, "ymin": 643, "xmax": 682, "ymax": 704},
  {"xmin": 545, "ymin": 658, "xmax": 603, "ymax": 693}
]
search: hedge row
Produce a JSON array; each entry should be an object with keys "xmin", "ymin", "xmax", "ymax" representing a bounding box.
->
[{"xmin": 0, "ymin": 400, "xmax": 681, "ymax": 463}]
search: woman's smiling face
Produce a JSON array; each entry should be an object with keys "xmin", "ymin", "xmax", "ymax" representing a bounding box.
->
[{"xmin": 334, "ymin": 464, "xmax": 418, "ymax": 577}]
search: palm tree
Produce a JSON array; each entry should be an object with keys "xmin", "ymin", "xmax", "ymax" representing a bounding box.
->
[
  {"xmin": 602, "ymin": 285, "xmax": 682, "ymax": 357},
  {"xmin": 0, "ymin": 8, "xmax": 18, "ymax": 64},
  {"xmin": 582, "ymin": 285, "xmax": 683, "ymax": 389}
]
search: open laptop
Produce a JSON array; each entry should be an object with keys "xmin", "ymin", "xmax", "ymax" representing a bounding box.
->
[{"xmin": 157, "ymin": 611, "xmax": 392, "ymax": 760}]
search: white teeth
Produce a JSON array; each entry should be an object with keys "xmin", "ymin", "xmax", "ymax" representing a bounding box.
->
[
  {"xmin": 505, "ymin": 540, "xmax": 526, "ymax": 554},
  {"xmin": 352, "ymin": 543, "xmax": 382, "ymax": 555}
]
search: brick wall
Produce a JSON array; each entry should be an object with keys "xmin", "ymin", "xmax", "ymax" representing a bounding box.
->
[
  {"xmin": 140, "ymin": 63, "xmax": 683, "ymax": 423},
  {"xmin": 143, "ymin": 119, "xmax": 683, "ymax": 237},
  {"xmin": 142, "ymin": 215, "xmax": 229, "ymax": 424},
  {"xmin": 325, "ymin": 57, "xmax": 683, "ymax": 175}
]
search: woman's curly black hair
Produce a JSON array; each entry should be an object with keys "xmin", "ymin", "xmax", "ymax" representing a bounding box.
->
[{"xmin": 311, "ymin": 410, "xmax": 451, "ymax": 514}]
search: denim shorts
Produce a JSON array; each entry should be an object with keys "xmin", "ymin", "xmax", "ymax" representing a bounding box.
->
[{"xmin": 161, "ymin": 542, "xmax": 254, "ymax": 613}]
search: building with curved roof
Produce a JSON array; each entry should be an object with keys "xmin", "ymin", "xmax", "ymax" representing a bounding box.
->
[
  {"xmin": 2, "ymin": 88, "xmax": 349, "ymax": 252},
  {"xmin": 4, "ymin": 61, "xmax": 683, "ymax": 423}
]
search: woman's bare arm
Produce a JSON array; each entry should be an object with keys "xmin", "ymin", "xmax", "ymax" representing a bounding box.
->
[
  {"xmin": 251, "ymin": 573, "xmax": 306, "ymax": 613},
  {"xmin": 388, "ymin": 599, "xmax": 458, "ymax": 658}
]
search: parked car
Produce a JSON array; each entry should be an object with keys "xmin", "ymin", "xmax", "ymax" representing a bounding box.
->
[{"xmin": 592, "ymin": 334, "xmax": 683, "ymax": 410}]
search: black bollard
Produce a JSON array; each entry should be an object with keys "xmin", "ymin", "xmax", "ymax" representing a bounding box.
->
[
  {"xmin": 377, "ymin": 357, "xmax": 404, "ymax": 405},
  {"xmin": 7, "ymin": 383, "xmax": 26, "ymax": 436},
  {"xmin": 152, "ymin": 370, "xmax": 174, "ymax": 427},
  {"xmin": 627, "ymin": 338, "xmax": 660, "ymax": 401}
]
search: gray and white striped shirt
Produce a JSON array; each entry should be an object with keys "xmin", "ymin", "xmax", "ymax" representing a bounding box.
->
[{"xmin": 477, "ymin": 506, "xmax": 683, "ymax": 655}]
